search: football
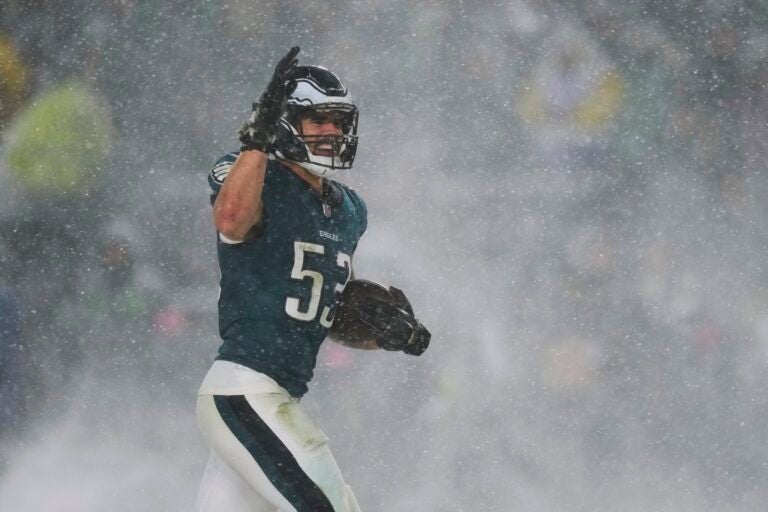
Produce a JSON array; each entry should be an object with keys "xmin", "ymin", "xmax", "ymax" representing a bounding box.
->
[{"xmin": 330, "ymin": 279, "xmax": 393, "ymax": 344}]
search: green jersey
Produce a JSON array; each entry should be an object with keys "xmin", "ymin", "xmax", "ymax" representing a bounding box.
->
[{"xmin": 208, "ymin": 153, "xmax": 367, "ymax": 397}]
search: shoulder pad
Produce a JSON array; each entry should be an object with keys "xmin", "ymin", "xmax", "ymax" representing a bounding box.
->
[
  {"xmin": 335, "ymin": 182, "xmax": 367, "ymax": 236},
  {"xmin": 208, "ymin": 152, "xmax": 239, "ymax": 191}
]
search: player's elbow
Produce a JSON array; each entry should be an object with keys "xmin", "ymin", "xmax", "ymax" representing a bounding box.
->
[
  {"xmin": 215, "ymin": 217, "xmax": 250, "ymax": 241},
  {"xmin": 214, "ymin": 204, "xmax": 255, "ymax": 241}
]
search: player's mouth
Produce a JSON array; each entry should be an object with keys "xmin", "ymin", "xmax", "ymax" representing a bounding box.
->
[{"xmin": 311, "ymin": 138, "xmax": 337, "ymax": 157}]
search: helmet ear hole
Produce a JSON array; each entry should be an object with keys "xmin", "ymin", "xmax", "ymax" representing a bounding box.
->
[{"xmin": 284, "ymin": 133, "xmax": 305, "ymax": 154}]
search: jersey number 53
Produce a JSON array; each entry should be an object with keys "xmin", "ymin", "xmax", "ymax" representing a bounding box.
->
[{"xmin": 285, "ymin": 241, "xmax": 352, "ymax": 327}]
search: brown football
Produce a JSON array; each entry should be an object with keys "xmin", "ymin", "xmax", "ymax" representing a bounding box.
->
[{"xmin": 330, "ymin": 279, "xmax": 393, "ymax": 344}]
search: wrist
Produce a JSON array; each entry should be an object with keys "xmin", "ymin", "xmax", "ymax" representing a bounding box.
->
[
  {"xmin": 238, "ymin": 114, "xmax": 279, "ymax": 153},
  {"xmin": 238, "ymin": 127, "xmax": 275, "ymax": 153},
  {"xmin": 240, "ymin": 143, "xmax": 272, "ymax": 153},
  {"xmin": 234, "ymin": 149, "xmax": 270, "ymax": 165}
]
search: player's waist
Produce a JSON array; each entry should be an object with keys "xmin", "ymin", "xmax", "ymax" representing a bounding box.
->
[
  {"xmin": 219, "ymin": 315, "xmax": 321, "ymax": 340},
  {"xmin": 198, "ymin": 360, "xmax": 285, "ymax": 395},
  {"xmin": 212, "ymin": 351, "xmax": 312, "ymax": 398}
]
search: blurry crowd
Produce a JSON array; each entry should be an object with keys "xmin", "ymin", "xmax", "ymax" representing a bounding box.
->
[
  {"xmin": 0, "ymin": 2, "xmax": 220, "ymax": 442},
  {"xmin": 420, "ymin": 1, "xmax": 768, "ymax": 508},
  {"xmin": 1, "ymin": 1, "xmax": 768, "ymax": 510}
]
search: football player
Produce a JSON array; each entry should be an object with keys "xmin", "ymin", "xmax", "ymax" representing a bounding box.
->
[{"xmin": 195, "ymin": 47, "xmax": 431, "ymax": 512}]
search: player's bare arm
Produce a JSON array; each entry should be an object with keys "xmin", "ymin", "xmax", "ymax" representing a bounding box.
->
[
  {"xmin": 330, "ymin": 335, "xmax": 380, "ymax": 350},
  {"xmin": 213, "ymin": 150, "xmax": 267, "ymax": 240}
]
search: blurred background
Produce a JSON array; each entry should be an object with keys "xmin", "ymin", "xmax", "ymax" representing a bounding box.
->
[{"xmin": 1, "ymin": 1, "xmax": 768, "ymax": 510}]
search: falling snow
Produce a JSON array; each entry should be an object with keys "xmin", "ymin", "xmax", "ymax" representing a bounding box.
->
[{"xmin": 1, "ymin": 2, "xmax": 768, "ymax": 511}]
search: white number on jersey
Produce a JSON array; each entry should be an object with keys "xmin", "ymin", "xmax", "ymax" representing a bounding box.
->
[{"xmin": 285, "ymin": 241, "xmax": 351, "ymax": 325}]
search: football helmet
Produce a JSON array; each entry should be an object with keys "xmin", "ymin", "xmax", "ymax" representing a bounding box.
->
[{"xmin": 272, "ymin": 65, "xmax": 359, "ymax": 177}]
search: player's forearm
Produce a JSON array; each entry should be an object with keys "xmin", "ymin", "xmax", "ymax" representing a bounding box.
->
[
  {"xmin": 329, "ymin": 336, "xmax": 381, "ymax": 350},
  {"xmin": 213, "ymin": 150, "xmax": 268, "ymax": 240}
]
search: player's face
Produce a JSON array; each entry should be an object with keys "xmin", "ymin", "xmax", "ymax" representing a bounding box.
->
[{"xmin": 299, "ymin": 111, "xmax": 345, "ymax": 157}]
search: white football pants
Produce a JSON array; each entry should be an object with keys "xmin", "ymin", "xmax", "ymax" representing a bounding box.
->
[{"xmin": 195, "ymin": 361, "xmax": 362, "ymax": 512}]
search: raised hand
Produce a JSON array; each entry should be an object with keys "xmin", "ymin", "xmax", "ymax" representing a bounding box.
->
[{"xmin": 238, "ymin": 46, "xmax": 300, "ymax": 152}]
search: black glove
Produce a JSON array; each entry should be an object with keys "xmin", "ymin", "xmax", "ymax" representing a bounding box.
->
[
  {"xmin": 238, "ymin": 46, "xmax": 300, "ymax": 152},
  {"xmin": 358, "ymin": 287, "xmax": 431, "ymax": 356}
]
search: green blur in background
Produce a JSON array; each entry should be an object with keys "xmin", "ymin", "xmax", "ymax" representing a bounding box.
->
[{"xmin": 4, "ymin": 81, "xmax": 112, "ymax": 197}]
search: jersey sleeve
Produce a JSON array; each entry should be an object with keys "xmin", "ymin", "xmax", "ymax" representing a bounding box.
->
[
  {"xmin": 347, "ymin": 188, "xmax": 368, "ymax": 239},
  {"xmin": 208, "ymin": 151, "xmax": 239, "ymax": 205}
]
